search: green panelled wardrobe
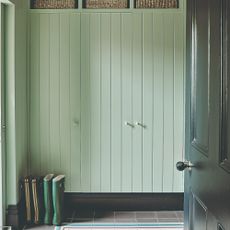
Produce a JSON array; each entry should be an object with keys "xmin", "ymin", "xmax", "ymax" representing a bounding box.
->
[{"xmin": 28, "ymin": 2, "xmax": 186, "ymax": 193}]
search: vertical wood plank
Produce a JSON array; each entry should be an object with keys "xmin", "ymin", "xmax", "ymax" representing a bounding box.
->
[
  {"xmin": 81, "ymin": 14, "xmax": 91, "ymax": 191},
  {"xmin": 40, "ymin": 14, "xmax": 50, "ymax": 175},
  {"xmin": 173, "ymin": 14, "xmax": 184, "ymax": 192},
  {"xmin": 121, "ymin": 13, "xmax": 132, "ymax": 192},
  {"xmin": 60, "ymin": 14, "xmax": 71, "ymax": 191},
  {"xmin": 70, "ymin": 14, "xmax": 81, "ymax": 191},
  {"xmin": 163, "ymin": 14, "xmax": 174, "ymax": 192},
  {"xmin": 90, "ymin": 14, "xmax": 101, "ymax": 192},
  {"xmin": 49, "ymin": 14, "xmax": 60, "ymax": 175},
  {"xmin": 30, "ymin": 14, "xmax": 41, "ymax": 175},
  {"xmin": 153, "ymin": 14, "xmax": 164, "ymax": 192},
  {"xmin": 111, "ymin": 14, "xmax": 122, "ymax": 192},
  {"xmin": 132, "ymin": 13, "xmax": 143, "ymax": 192},
  {"xmin": 142, "ymin": 13, "xmax": 153, "ymax": 192},
  {"xmin": 100, "ymin": 14, "xmax": 111, "ymax": 192}
]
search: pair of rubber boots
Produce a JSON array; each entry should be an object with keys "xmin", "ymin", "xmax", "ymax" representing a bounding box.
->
[
  {"xmin": 43, "ymin": 174, "xmax": 65, "ymax": 226},
  {"xmin": 21, "ymin": 176, "xmax": 44, "ymax": 226}
]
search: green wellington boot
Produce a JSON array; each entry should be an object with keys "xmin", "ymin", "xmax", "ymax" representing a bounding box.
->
[
  {"xmin": 52, "ymin": 175, "xmax": 65, "ymax": 226},
  {"xmin": 43, "ymin": 174, "xmax": 55, "ymax": 225}
]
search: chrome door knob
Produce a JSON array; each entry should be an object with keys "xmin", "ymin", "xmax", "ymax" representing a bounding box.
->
[
  {"xmin": 176, "ymin": 161, "xmax": 194, "ymax": 171},
  {"xmin": 125, "ymin": 121, "xmax": 134, "ymax": 128},
  {"xmin": 135, "ymin": 122, "xmax": 146, "ymax": 128}
]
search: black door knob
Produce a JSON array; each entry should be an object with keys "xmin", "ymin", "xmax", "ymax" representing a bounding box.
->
[{"xmin": 176, "ymin": 161, "xmax": 193, "ymax": 171}]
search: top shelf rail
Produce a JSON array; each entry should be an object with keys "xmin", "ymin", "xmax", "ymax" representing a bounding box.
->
[{"xmin": 30, "ymin": 0, "xmax": 179, "ymax": 9}]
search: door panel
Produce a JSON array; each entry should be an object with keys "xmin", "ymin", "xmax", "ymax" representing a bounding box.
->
[
  {"xmin": 192, "ymin": 194, "xmax": 208, "ymax": 230},
  {"xmin": 191, "ymin": 0, "xmax": 210, "ymax": 155},
  {"xmin": 218, "ymin": 224, "xmax": 225, "ymax": 230},
  {"xmin": 185, "ymin": 0, "xmax": 230, "ymax": 229},
  {"xmin": 220, "ymin": 0, "xmax": 230, "ymax": 172}
]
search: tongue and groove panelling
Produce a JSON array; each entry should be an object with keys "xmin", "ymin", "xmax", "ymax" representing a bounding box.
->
[{"xmin": 28, "ymin": 11, "xmax": 185, "ymax": 192}]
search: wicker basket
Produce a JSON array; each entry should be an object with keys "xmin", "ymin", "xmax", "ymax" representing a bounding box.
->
[
  {"xmin": 85, "ymin": 0, "xmax": 128, "ymax": 8},
  {"xmin": 135, "ymin": 0, "xmax": 178, "ymax": 8},
  {"xmin": 32, "ymin": 0, "xmax": 77, "ymax": 9}
]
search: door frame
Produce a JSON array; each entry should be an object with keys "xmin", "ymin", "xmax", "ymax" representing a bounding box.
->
[
  {"xmin": 0, "ymin": 3, "xmax": 5, "ymax": 226},
  {"xmin": 0, "ymin": 0, "xmax": 15, "ymax": 226}
]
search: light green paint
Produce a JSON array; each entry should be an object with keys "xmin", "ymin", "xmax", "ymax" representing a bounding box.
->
[
  {"xmin": 121, "ymin": 13, "xmax": 132, "ymax": 192},
  {"xmin": 69, "ymin": 14, "xmax": 81, "ymax": 190},
  {"xmin": 1, "ymin": 0, "xmax": 28, "ymax": 208},
  {"xmin": 100, "ymin": 14, "xmax": 111, "ymax": 192},
  {"xmin": 110, "ymin": 14, "xmax": 122, "ymax": 191},
  {"xmin": 152, "ymin": 13, "xmax": 164, "ymax": 191},
  {"xmin": 28, "ymin": 6, "xmax": 185, "ymax": 192},
  {"xmin": 14, "ymin": 0, "xmax": 28, "ymax": 189},
  {"xmin": 49, "ymin": 14, "xmax": 60, "ymax": 175},
  {"xmin": 29, "ymin": 12, "xmax": 40, "ymax": 175},
  {"xmin": 132, "ymin": 13, "xmax": 143, "ymax": 192},
  {"xmin": 142, "ymin": 12, "xmax": 154, "ymax": 192},
  {"xmin": 4, "ymin": 1, "xmax": 17, "ymax": 206},
  {"xmin": 90, "ymin": 14, "xmax": 101, "ymax": 192},
  {"xmin": 0, "ymin": 3, "xmax": 6, "ymax": 225},
  {"xmin": 29, "ymin": 13, "xmax": 82, "ymax": 191},
  {"xmin": 80, "ymin": 14, "xmax": 91, "ymax": 191}
]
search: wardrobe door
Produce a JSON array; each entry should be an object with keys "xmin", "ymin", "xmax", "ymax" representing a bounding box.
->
[
  {"xmin": 29, "ymin": 13, "xmax": 81, "ymax": 191},
  {"xmin": 141, "ymin": 13, "xmax": 185, "ymax": 193},
  {"xmin": 81, "ymin": 13, "xmax": 102, "ymax": 192},
  {"xmin": 81, "ymin": 13, "xmax": 133, "ymax": 192}
]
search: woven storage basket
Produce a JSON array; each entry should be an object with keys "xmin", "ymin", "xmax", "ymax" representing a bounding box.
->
[
  {"xmin": 32, "ymin": 0, "xmax": 76, "ymax": 9},
  {"xmin": 85, "ymin": 0, "xmax": 128, "ymax": 8},
  {"xmin": 136, "ymin": 0, "xmax": 178, "ymax": 8}
]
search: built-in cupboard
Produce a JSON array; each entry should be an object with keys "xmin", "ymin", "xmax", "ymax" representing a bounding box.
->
[{"xmin": 28, "ymin": 6, "xmax": 185, "ymax": 193}]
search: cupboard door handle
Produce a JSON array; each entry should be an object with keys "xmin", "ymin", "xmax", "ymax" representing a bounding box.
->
[
  {"xmin": 125, "ymin": 122, "xmax": 134, "ymax": 128},
  {"xmin": 135, "ymin": 122, "xmax": 146, "ymax": 128}
]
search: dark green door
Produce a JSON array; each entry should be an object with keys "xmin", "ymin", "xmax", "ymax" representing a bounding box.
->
[{"xmin": 182, "ymin": 0, "xmax": 230, "ymax": 229}]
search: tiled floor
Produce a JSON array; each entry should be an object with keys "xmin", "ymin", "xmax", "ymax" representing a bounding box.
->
[
  {"xmin": 24, "ymin": 211, "xmax": 184, "ymax": 229},
  {"xmin": 70, "ymin": 210, "xmax": 183, "ymax": 223}
]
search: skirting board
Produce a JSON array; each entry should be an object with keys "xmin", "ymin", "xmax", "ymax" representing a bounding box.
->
[
  {"xmin": 6, "ymin": 203, "xmax": 25, "ymax": 230},
  {"xmin": 64, "ymin": 193, "xmax": 184, "ymax": 212}
]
